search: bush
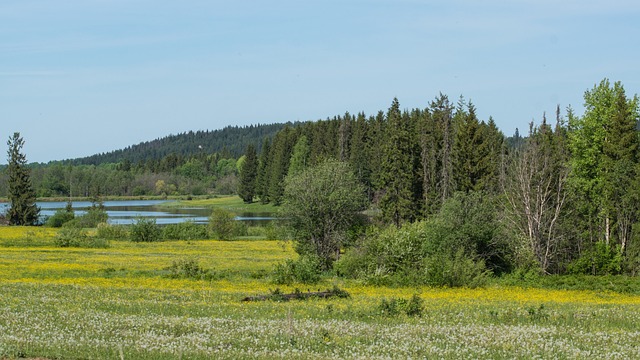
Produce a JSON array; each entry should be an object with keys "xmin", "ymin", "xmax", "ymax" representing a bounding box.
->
[
  {"xmin": 162, "ymin": 221, "xmax": 209, "ymax": 240},
  {"xmin": 567, "ymin": 241, "xmax": 623, "ymax": 275},
  {"xmin": 272, "ymin": 255, "xmax": 322, "ymax": 285},
  {"xmin": 423, "ymin": 248, "xmax": 490, "ymax": 288},
  {"xmin": 335, "ymin": 192, "xmax": 509, "ymax": 287},
  {"xmin": 377, "ymin": 294, "xmax": 424, "ymax": 317},
  {"xmin": 96, "ymin": 223, "xmax": 129, "ymax": 240},
  {"xmin": 166, "ymin": 258, "xmax": 214, "ymax": 280},
  {"xmin": 45, "ymin": 209, "xmax": 75, "ymax": 228},
  {"xmin": 130, "ymin": 217, "xmax": 161, "ymax": 242},
  {"xmin": 208, "ymin": 208, "xmax": 237, "ymax": 240},
  {"xmin": 63, "ymin": 208, "xmax": 108, "ymax": 228},
  {"xmin": 54, "ymin": 227, "xmax": 109, "ymax": 248}
]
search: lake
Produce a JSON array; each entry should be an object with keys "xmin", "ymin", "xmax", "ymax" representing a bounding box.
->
[{"xmin": 0, "ymin": 200, "xmax": 274, "ymax": 226}]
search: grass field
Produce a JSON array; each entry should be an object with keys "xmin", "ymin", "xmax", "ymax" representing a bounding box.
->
[
  {"xmin": 160, "ymin": 195, "xmax": 278, "ymax": 214},
  {"xmin": 1, "ymin": 227, "xmax": 639, "ymax": 359}
]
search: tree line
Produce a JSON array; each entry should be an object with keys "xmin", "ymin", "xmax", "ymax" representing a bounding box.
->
[
  {"xmin": 238, "ymin": 79, "xmax": 639, "ymax": 276},
  {"xmin": 3, "ymin": 78, "xmax": 638, "ymax": 277}
]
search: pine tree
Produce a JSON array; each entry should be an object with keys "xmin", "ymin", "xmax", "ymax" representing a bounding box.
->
[
  {"xmin": 6, "ymin": 132, "xmax": 40, "ymax": 225},
  {"xmin": 238, "ymin": 144, "xmax": 258, "ymax": 203}
]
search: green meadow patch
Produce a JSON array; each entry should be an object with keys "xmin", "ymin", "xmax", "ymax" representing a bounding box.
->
[{"xmin": 0, "ymin": 227, "xmax": 639, "ymax": 359}]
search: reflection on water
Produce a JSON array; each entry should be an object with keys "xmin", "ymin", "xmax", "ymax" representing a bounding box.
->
[{"xmin": 0, "ymin": 200, "xmax": 275, "ymax": 225}]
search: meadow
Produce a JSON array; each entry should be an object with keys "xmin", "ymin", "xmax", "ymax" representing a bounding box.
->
[{"xmin": 1, "ymin": 227, "xmax": 639, "ymax": 359}]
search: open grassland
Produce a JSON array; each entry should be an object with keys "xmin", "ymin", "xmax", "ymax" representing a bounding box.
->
[
  {"xmin": 1, "ymin": 227, "xmax": 639, "ymax": 359},
  {"xmin": 160, "ymin": 195, "xmax": 278, "ymax": 213}
]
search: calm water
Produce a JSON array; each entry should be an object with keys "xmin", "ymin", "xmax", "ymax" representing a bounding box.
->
[{"xmin": 0, "ymin": 200, "xmax": 274, "ymax": 225}]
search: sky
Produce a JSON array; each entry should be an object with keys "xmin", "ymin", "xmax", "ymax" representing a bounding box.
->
[{"xmin": 1, "ymin": 0, "xmax": 639, "ymax": 164}]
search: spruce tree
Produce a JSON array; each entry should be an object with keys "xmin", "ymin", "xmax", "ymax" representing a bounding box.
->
[
  {"xmin": 378, "ymin": 98, "xmax": 415, "ymax": 226},
  {"xmin": 238, "ymin": 144, "xmax": 258, "ymax": 203},
  {"xmin": 267, "ymin": 127, "xmax": 296, "ymax": 205},
  {"xmin": 255, "ymin": 138, "xmax": 272, "ymax": 204},
  {"xmin": 6, "ymin": 132, "xmax": 40, "ymax": 225}
]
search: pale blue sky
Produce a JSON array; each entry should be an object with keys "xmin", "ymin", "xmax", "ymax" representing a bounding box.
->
[{"xmin": 1, "ymin": 0, "xmax": 639, "ymax": 163}]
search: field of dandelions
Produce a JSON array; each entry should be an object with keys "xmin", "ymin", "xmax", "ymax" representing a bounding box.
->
[{"xmin": 1, "ymin": 227, "xmax": 639, "ymax": 359}]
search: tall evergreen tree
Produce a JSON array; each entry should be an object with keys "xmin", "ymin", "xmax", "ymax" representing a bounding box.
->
[
  {"xmin": 6, "ymin": 132, "xmax": 40, "ymax": 225},
  {"xmin": 453, "ymin": 100, "xmax": 483, "ymax": 192},
  {"xmin": 267, "ymin": 127, "xmax": 296, "ymax": 205},
  {"xmin": 238, "ymin": 144, "xmax": 258, "ymax": 203},
  {"xmin": 378, "ymin": 98, "xmax": 415, "ymax": 226},
  {"xmin": 348, "ymin": 113, "xmax": 372, "ymax": 197},
  {"xmin": 255, "ymin": 138, "xmax": 272, "ymax": 204},
  {"xmin": 431, "ymin": 94, "xmax": 455, "ymax": 206}
]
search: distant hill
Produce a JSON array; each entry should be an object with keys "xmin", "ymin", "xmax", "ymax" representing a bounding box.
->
[{"xmin": 68, "ymin": 123, "xmax": 295, "ymax": 166}]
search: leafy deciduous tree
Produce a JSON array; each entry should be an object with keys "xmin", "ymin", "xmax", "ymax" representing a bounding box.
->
[{"xmin": 282, "ymin": 159, "xmax": 368, "ymax": 269}]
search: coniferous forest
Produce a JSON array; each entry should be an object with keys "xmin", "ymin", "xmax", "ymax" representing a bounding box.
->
[{"xmin": 2, "ymin": 79, "xmax": 639, "ymax": 278}]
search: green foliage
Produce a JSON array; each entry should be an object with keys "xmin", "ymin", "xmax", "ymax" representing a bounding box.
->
[
  {"xmin": 567, "ymin": 241, "xmax": 622, "ymax": 275},
  {"xmin": 238, "ymin": 144, "xmax": 258, "ymax": 203},
  {"xmin": 267, "ymin": 127, "xmax": 296, "ymax": 205},
  {"xmin": 208, "ymin": 208, "xmax": 237, "ymax": 240},
  {"xmin": 496, "ymin": 273, "xmax": 640, "ymax": 294},
  {"xmin": 377, "ymin": 294, "xmax": 424, "ymax": 317},
  {"xmin": 166, "ymin": 258, "xmax": 214, "ymax": 280},
  {"xmin": 129, "ymin": 217, "xmax": 161, "ymax": 242},
  {"xmin": 423, "ymin": 249, "xmax": 490, "ymax": 288},
  {"xmin": 45, "ymin": 209, "xmax": 75, "ymax": 228},
  {"xmin": 378, "ymin": 98, "xmax": 416, "ymax": 226},
  {"xmin": 287, "ymin": 135, "xmax": 310, "ymax": 176},
  {"xmin": 162, "ymin": 221, "xmax": 209, "ymax": 240},
  {"xmin": 568, "ymin": 79, "xmax": 640, "ymax": 263},
  {"xmin": 336, "ymin": 192, "xmax": 505, "ymax": 287},
  {"xmin": 54, "ymin": 228, "xmax": 109, "ymax": 248},
  {"xmin": 272, "ymin": 255, "xmax": 322, "ymax": 285},
  {"xmin": 63, "ymin": 208, "xmax": 108, "ymax": 229},
  {"xmin": 71, "ymin": 123, "xmax": 290, "ymax": 166},
  {"xmin": 6, "ymin": 132, "xmax": 40, "ymax": 226},
  {"xmin": 282, "ymin": 159, "xmax": 368, "ymax": 269},
  {"xmin": 96, "ymin": 223, "xmax": 129, "ymax": 240}
]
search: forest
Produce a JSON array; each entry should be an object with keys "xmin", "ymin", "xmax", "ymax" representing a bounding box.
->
[{"xmin": 2, "ymin": 78, "xmax": 639, "ymax": 279}]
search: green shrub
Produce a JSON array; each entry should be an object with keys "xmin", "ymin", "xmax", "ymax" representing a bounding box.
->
[
  {"xmin": 166, "ymin": 258, "xmax": 214, "ymax": 280},
  {"xmin": 567, "ymin": 241, "xmax": 622, "ymax": 275},
  {"xmin": 208, "ymin": 208, "xmax": 236, "ymax": 240},
  {"xmin": 162, "ymin": 221, "xmax": 209, "ymax": 240},
  {"xmin": 130, "ymin": 217, "xmax": 161, "ymax": 242},
  {"xmin": 377, "ymin": 294, "xmax": 424, "ymax": 317},
  {"xmin": 335, "ymin": 192, "xmax": 508, "ymax": 287},
  {"xmin": 76, "ymin": 207, "xmax": 109, "ymax": 228},
  {"xmin": 423, "ymin": 248, "xmax": 490, "ymax": 288},
  {"xmin": 96, "ymin": 223, "xmax": 129, "ymax": 239},
  {"xmin": 272, "ymin": 255, "xmax": 322, "ymax": 284},
  {"xmin": 54, "ymin": 228, "xmax": 109, "ymax": 248},
  {"xmin": 45, "ymin": 209, "xmax": 75, "ymax": 228},
  {"xmin": 264, "ymin": 222, "xmax": 292, "ymax": 241}
]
